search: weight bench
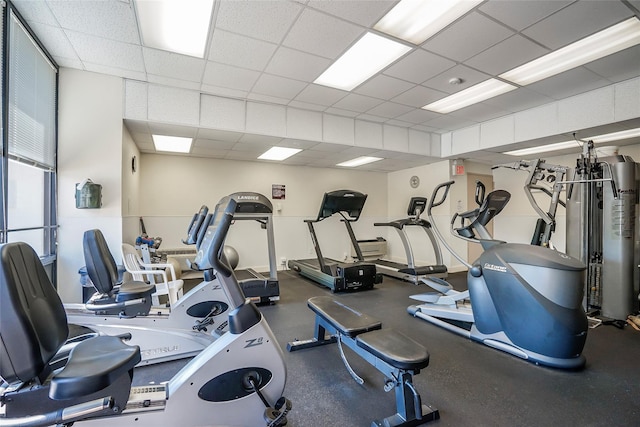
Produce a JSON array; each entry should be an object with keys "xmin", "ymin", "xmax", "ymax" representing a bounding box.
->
[{"xmin": 287, "ymin": 296, "xmax": 439, "ymax": 427}]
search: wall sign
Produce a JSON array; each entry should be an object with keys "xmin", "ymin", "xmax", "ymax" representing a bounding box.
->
[{"xmin": 272, "ymin": 184, "xmax": 285, "ymax": 200}]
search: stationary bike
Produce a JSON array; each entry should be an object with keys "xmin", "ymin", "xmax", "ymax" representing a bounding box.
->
[
  {"xmin": 408, "ymin": 180, "xmax": 588, "ymax": 369},
  {"xmin": 64, "ymin": 205, "xmax": 232, "ymax": 365},
  {"xmin": 0, "ymin": 197, "xmax": 291, "ymax": 427}
]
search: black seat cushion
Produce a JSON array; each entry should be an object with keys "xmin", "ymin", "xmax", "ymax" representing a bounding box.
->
[
  {"xmin": 50, "ymin": 335, "xmax": 141, "ymax": 400},
  {"xmin": 84, "ymin": 229, "xmax": 120, "ymax": 295},
  {"xmin": 115, "ymin": 280, "xmax": 155, "ymax": 302},
  {"xmin": 307, "ymin": 296, "xmax": 381, "ymax": 337},
  {"xmin": 356, "ymin": 329, "xmax": 430, "ymax": 371},
  {"xmin": 0, "ymin": 242, "xmax": 69, "ymax": 384}
]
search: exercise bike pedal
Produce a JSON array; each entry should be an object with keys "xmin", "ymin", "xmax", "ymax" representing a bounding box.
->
[{"xmin": 264, "ymin": 396, "xmax": 291, "ymax": 427}]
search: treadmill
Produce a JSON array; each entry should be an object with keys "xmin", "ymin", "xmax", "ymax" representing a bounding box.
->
[
  {"xmin": 371, "ymin": 197, "xmax": 448, "ymax": 285},
  {"xmin": 224, "ymin": 192, "xmax": 280, "ymax": 304},
  {"xmin": 288, "ymin": 189, "xmax": 383, "ymax": 292},
  {"xmin": 183, "ymin": 193, "xmax": 280, "ymax": 304}
]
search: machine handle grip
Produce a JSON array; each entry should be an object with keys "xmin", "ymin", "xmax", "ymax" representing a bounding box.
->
[
  {"xmin": 474, "ymin": 181, "xmax": 486, "ymax": 206},
  {"xmin": 428, "ymin": 180, "xmax": 455, "ymax": 214},
  {"xmin": 209, "ymin": 200, "xmax": 236, "ymax": 278}
]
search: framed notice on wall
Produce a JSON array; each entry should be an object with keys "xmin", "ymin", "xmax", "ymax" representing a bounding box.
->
[{"xmin": 272, "ymin": 184, "xmax": 285, "ymax": 199}]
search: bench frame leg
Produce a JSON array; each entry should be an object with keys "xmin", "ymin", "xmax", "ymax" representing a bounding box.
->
[{"xmin": 287, "ymin": 318, "xmax": 337, "ymax": 351}]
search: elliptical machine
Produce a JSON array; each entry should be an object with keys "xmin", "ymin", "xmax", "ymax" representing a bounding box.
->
[{"xmin": 408, "ymin": 180, "xmax": 588, "ymax": 369}]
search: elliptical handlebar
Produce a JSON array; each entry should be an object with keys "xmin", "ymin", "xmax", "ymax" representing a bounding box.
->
[
  {"xmin": 428, "ymin": 180, "xmax": 455, "ymax": 216},
  {"xmin": 426, "ymin": 180, "xmax": 473, "ymax": 269},
  {"xmin": 474, "ymin": 181, "xmax": 486, "ymax": 206}
]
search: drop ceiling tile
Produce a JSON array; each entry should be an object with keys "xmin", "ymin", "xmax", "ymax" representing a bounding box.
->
[
  {"xmin": 324, "ymin": 107, "xmax": 360, "ymax": 118},
  {"xmin": 527, "ymin": 67, "xmax": 613, "ymax": 100},
  {"xmin": 266, "ymin": 47, "xmax": 332, "ymax": 82},
  {"xmin": 479, "ymin": 0, "xmax": 573, "ymax": 31},
  {"xmin": 341, "ymin": 146, "xmax": 378, "ymax": 156},
  {"xmin": 288, "ymin": 100, "xmax": 327, "ymax": 112},
  {"xmin": 307, "ymin": 0, "xmax": 395, "ymax": 26},
  {"xmin": 26, "ymin": 22, "xmax": 79, "ymax": 61},
  {"xmin": 383, "ymin": 49, "xmax": 456, "ymax": 84},
  {"xmin": 215, "ymin": 0, "xmax": 303, "ymax": 43},
  {"xmin": 47, "ymin": 0, "xmax": 139, "ymax": 43},
  {"xmin": 148, "ymin": 122, "xmax": 198, "ymax": 138},
  {"xmin": 392, "ymin": 85, "xmax": 447, "ymax": 108},
  {"xmin": 190, "ymin": 147, "xmax": 229, "ymax": 158},
  {"xmin": 246, "ymin": 93, "xmax": 291, "ymax": 106},
  {"xmin": 423, "ymin": 115, "xmax": 477, "ymax": 132},
  {"xmin": 83, "ymin": 62, "xmax": 147, "ymax": 81},
  {"xmin": 239, "ymin": 133, "xmax": 283, "ymax": 145},
  {"xmin": 465, "ymin": 35, "xmax": 549, "ymax": 76},
  {"xmin": 66, "ymin": 30, "xmax": 145, "ymax": 71},
  {"xmin": 251, "ymin": 74, "xmax": 307, "ymax": 99},
  {"xmin": 308, "ymin": 143, "xmax": 350, "ymax": 153},
  {"xmin": 53, "ymin": 57, "xmax": 84, "ymax": 69},
  {"xmin": 354, "ymin": 74, "xmax": 414, "ymax": 99},
  {"xmin": 208, "ymin": 29, "xmax": 278, "ymax": 71},
  {"xmin": 523, "ymin": 1, "xmax": 634, "ymax": 49},
  {"xmin": 422, "ymin": 65, "xmax": 492, "ymax": 94},
  {"xmin": 147, "ymin": 74, "xmax": 201, "ymax": 91},
  {"xmin": 422, "ymin": 12, "xmax": 514, "ymax": 62},
  {"xmin": 12, "ymin": 0, "xmax": 58, "ymax": 25},
  {"xmin": 366, "ymin": 102, "xmax": 414, "ymax": 119},
  {"xmin": 385, "ymin": 119, "xmax": 414, "ymax": 128},
  {"xmin": 279, "ymin": 139, "xmax": 320, "ymax": 150},
  {"xmin": 394, "ymin": 109, "xmax": 441, "ymax": 125},
  {"xmin": 200, "ymin": 84, "xmax": 248, "ymax": 99},
  {"xmin": 331, "ymin": 93, "xmax": 384, "ymax": 113},
  {"xmin": 584, "ymin": 45, "xmax": 640, "ymax": 83},
  {"xmin": 202, "ymin": 62, "xmax": 260, "ymax": 92},
  {"xmin": 295, "ymin": 84, "xmax": 348, "ymax": 107},
  {"xmin": 357, "ymin": 113, "xmax": 387, "ymax": 123},
  {"xmin": 481, "ymin": 87, "xmax": 554, "ymax": 114},
  {"xmin": 193, "ymin": 138, "xmax": 236, "ymax": 150},
  {"xmin": 283, "ymin": 8, "xmax": 364, "ymax": 59},
  {"xmin": 143, "ymin": 48, "xmax": 206, "ymax": 82},
  {"xmin": 446, "ymin": 102, "xmax": 508, "ymax": 124},
  {"xmin": 225, "ymin": 151, "xmax": 265, "ymax": 161},
  {"xmin": 197, "ymin": 129, "xmax": 243, "ymax": 143}
]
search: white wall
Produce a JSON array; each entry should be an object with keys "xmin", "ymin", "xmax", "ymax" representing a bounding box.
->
[
  {"xmin": 122, "ymin": 126, "xmax": 141, "ymax": 244},
  {"xmin": 135, "ymin": 154, "xmax": 388, "ymax": 270},
  {"xmin": 57, "ymin": 69, "xmax": 124, "ymax": 302}
]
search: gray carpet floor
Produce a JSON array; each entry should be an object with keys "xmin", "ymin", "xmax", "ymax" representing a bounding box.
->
[{"xmin": 135, "ymin": 271, "xmax": 640, "ymax": 427}]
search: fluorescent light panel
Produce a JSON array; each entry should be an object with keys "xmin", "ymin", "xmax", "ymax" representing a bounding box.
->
[
  {"xmin": 504, "ymin": 127, "xmax": 640, "ymax": 156},
  {"xmin": 136, "ymin": 0, "xmax": 214, "ymax": 58},
  {"xmin": 258, "ymin": 147, "xmax": 302, "ymax": 161},
  {"xmin": 501, "ymin": 17, "xmax": 640, "ymax": 86},
  {"xmin": 422, "ymin": 79, "xmax": 517, "ymax": 113},
  {"xmin": 152, "ymin": 135, "xmax": 192, "ymax": 153},
  {"xmin": 314, "ymin": 32, "xmax": 411, "ymax": 91},
  {"xmin": 375, "ymin": 0, "xmax": 482, "ymax": 44},
  {"xmin": 337, "ymin": 156, "xmax": 383, "ymax": 167}
]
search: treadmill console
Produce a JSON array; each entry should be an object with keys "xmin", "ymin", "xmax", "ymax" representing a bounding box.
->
[
  {"xmin": 407, "ymin": 197, "xmax": 427, "ymax": 218},
  {"xmin": 317, "ymin": 190, "xmax": 367, "ymax": 221}
]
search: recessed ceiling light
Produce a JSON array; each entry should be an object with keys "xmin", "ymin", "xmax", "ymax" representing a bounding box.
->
[
  {"xmin": 337, "ymin": 156, "xmax": 383, "ymax": 167},
  {"xmin": 374, "ymin": 0, "xmax": 482, "ymax": 44},
  {"xmin": 314, "ymin": 32, "xmax": 411, "ymax": 91},
  {"xmin": 504, "ymin": 127, "xmax": 640, "ymax": 156},
  {"xmin": 422, "ymin": 79, "xmax": 517, "ymax": 114},
  {"xmin": 136, "ymin": 0, "xmax": 214, "ymax": 58},
  {"xmin": 152, "ymin": 135, "xmax": 193, "ymax": 153},
  {"xmin": 258, "ymin": 147, "xmax": 302, "ymax": 161},
  {"xmin": 500, "ymin": 17, "xmax": 640, "ymax": 86}
]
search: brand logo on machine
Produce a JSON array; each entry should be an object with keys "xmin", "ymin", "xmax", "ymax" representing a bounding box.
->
[
  {"xmin": 237, "ymin": 195, "xmax": 259, "ymax": 200},
  {"xmin": 484, "ymin": 263, "xmax": 507, "ymax": 273},
  {"xmin": 141, "ymin": 345, "xmax": 179, "ymax": 357},
  {"xmin": 245, "ymin": 337, "xmax": 264, "ymax": 348},
  {"xmin": 216, "ymin": 321, "xmax": 228, "ymax": 333}
]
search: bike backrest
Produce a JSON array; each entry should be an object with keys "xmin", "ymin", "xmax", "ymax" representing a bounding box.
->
[
  {"xmin": 83, "ymin": 229, "xmax": 119, "ymax": 294},
  {"xmin": 0, "ymin": 242, "xmax": 68, "ymax": 384}
]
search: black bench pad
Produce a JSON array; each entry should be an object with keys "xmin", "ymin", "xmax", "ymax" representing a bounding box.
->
[
  {"xmin": 356, "ymin": 329, "xmax": 430, "ymax": 371},
  {"xmin": 308, "ymin": 296, "xmax": 381, "ymax": 337},
  {"xmin": 50, "ymin": 335, "xmax": 141, "ymax": 400}
]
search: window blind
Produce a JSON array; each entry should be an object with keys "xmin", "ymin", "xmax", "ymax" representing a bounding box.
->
[{"xmin": 7, "ymin": 10, "xmax": 57, "ymax": 170}]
